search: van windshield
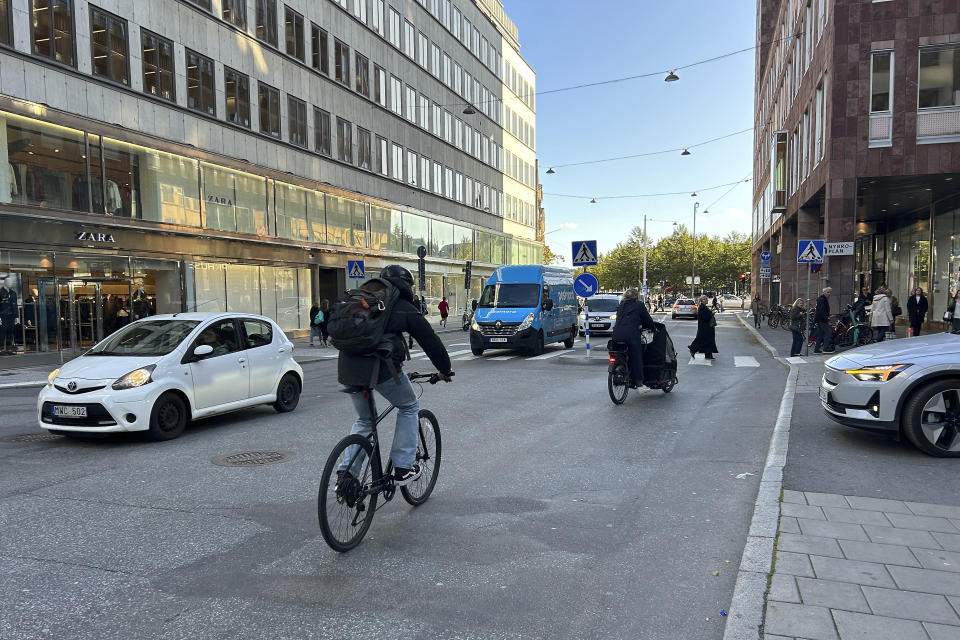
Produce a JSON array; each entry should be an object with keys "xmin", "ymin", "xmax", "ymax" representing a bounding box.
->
[{"xmin": 479, "ymin": 284, "xmax": 541, "ymax": 308}]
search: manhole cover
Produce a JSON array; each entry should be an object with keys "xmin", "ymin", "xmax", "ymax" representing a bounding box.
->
[
  {"xmin": 212, "ymin": 450, "xmax": 294, "ymax": 467},
  {"xmin": 0, "ymin": 432, "xmax": 64, "ymax": 443}
]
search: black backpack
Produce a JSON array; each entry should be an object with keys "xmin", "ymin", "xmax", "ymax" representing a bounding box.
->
[{"xmin": 327, "ymin": 278, "xmax": 401, "ymax": 356}]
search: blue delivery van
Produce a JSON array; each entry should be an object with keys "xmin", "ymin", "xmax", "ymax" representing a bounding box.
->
[{"xmin": 470, "ymin": 265, "xmax": 578, "ymax": 356}]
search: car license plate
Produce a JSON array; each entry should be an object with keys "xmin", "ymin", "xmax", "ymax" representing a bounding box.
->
[
  {"xmin": 52, "ymin": 405, "xmax": 87, "ymax": 418},
  {"xmin": 490, "ymin": 337, "xmax": 508, "ymax": 343},
  {"xmin": 818, "ymin": 387, "xmax": 828, "ymax": 403}
]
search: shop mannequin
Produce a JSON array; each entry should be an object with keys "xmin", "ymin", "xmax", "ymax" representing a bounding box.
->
[
  {"xmin": 0, "ymin": 277, "xmax": 18, "ymax": 353},
  {"xmin": 132, "ymin": 282, "xmax": 149, "ymax": 320}
]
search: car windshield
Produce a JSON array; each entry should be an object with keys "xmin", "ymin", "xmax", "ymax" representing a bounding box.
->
[
  {"xmin": 586, "ymin": 298, "xmax": 620, "ymax": 312},
  {"xmin": 479, "ymin": 283, "xmax": 541, "ymax": 308},
  {"xmin": 88, "ymin": 320, "xmax": 201, "ymax": 356}
]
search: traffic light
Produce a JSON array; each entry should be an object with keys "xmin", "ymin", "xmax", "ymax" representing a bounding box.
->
[
  {"xmin": 740, "ymin": 273, "xmax": 746, "ymax": 283},
  {"xmin": 463, "ymin": 261, "xmax": 472, "ymax": 290}
]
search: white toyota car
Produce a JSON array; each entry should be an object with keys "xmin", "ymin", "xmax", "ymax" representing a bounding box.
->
[{"xmin": 38, "ymin": 313, "xmax": 303, "ymax": 440}]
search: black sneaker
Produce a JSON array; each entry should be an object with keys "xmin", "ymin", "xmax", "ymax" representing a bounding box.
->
[
  {"xmin": 335, "ymin": 470, "xmax": 353, "ymax": 499},
  {"xmin": 393, "ymin": 464, "xmax": 422, "ymax": 486}
]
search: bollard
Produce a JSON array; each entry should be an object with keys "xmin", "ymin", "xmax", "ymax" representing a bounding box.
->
[{"xmin": 906, "ymin": 326, "xmax": 914, "ymax": 338}]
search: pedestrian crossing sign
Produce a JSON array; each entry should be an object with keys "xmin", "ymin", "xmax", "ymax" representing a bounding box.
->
[
  {"xmin": 347, "ymin": 260, "xmax": 365, "ymax": 279},
  {"xmin": 797, "ymin": 240, "xmax": 824, "ymax": 264},
  {"xmin": 571, "ymin": 240, "xmax": 598, "ymax": 266}
]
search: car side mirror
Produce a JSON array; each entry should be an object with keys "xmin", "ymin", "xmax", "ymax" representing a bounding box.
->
[
  {"xmin": 543, "ymin": 298, "xmax": 554, "ymax": 311},
  {"xmin": 193, "ymin": 344, "xmax": 213, "ymax": 357}
]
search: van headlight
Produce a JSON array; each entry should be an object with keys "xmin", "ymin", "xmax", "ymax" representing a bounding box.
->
[
  {"xmin": 46, "ymin": 368, "xmax": 60, "ymax": 388},
  {"xmin": 518, "ymin": 313, "xmax": 535, "ymax": 331},
  {"xmin": 609, "ymin": 313, "xmax": 617, "ymax": 321},
  {"xmin": 112, "ymin": 365, "xmax": 156, "ymax": 390},
  {"xmin": 471, "ymin": 320, "xmax": 480, "ymax": 331}
]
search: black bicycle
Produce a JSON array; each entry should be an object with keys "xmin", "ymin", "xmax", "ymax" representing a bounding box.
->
[{"xmin": 318, "ymin": 372, "xmax": 451, "ymax": 552}]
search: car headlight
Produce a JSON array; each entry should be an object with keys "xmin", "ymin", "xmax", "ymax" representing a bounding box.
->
[
  {"xmin": 609, "ymin": 313, "xmax": 617, "ymax": 321},
  {"xmin": 517, "ymin": 313, "xmax": 535, "ymax": 331},
  {"xmin": 46, "ymin": 368, "xmax": 60, "ymax": 388},
  {"xmin": 112, "ymin": 365, "xmax": 157, "ymax": 390},
  {"xmin": 844, "ymin": 364, "xmax": 912, "ymax": 382},
  {"xmin": 471, "ymin": 320, "xmax": 480, "ymax": 331}
]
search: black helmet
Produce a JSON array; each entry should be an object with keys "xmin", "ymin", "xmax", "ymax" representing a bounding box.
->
[{"xmin": 380, "ymin": 265, "xmax": 414, "ymax": 290}]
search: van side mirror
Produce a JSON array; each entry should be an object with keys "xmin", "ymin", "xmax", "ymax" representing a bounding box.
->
[
  {"xmin": 193, "ymin": 344, "xmax": 214, "ymax": 357},
  {"xmin": 543, "ymin": 298, "xmax": 555, "ymax": 311}
]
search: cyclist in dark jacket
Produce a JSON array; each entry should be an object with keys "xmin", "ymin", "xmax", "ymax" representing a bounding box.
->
[
  {"xmin": 337, "ymin": 265, "xmax": 452, "ymax": 485},
  {"xmin": 611, "ymin": 288, "xmax": 656, "ymax": 386}
]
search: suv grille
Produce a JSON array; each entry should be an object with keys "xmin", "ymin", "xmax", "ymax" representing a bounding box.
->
[{"xmin": 479, "ymin": 322, "xmax": 520, "ymax": 337}]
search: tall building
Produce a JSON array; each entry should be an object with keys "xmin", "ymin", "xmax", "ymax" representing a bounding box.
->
[
  {"xmin": 752, "ymin": 0, "xmax": 960, "ymax": 318},
  {"xmin": 0, "ymin": 0, "xmax": 540, "ymax": 358}
]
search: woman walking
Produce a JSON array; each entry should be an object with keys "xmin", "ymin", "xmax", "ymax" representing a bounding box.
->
[
  {"xmin": 947, "ymin": 292, "xmax": 960, "ymax": 332},
  {"xmin": 871, "ymin": 287, "xmax": 894, "ymax": 342},
  {"xmin": 309, "ymin": 300, "xmax": 322, "ymax": 347},
  {"xmin": 789, "ymin": 298, "xmax": 805, "ymax": 357},
  {"xmin": 689, "ymin": 295, "xmax": 719, "ymax": 360},
  {"xmin": 318, "ymin": 299, "xmax": 330, "ymax": 346}
]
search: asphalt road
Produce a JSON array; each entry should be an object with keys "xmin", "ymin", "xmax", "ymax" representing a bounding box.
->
[{"xmin": 0, "ymin": 314, "xmax": 786, "ymax": 640}]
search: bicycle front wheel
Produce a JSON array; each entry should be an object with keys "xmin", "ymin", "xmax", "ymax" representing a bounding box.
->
[
  {"xmin": 401, "ymin": 410, "xmax": 442, "ymax": 506},
  {"xmin": 318, "ymin": 434, "xmax": 379, "ymax": 552}
]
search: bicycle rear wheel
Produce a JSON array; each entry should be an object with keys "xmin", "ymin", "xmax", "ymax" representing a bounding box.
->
[
  {"xmin": 608, "ymin": 365, "xmax": 628, "ymax": 404},
  {"xmin": 401, "ymin": 410, "xmax": 442, "ymax": 506},
  {"xmin": 318, "ymin": 434, "xmax": 379, "ymax": 552}
]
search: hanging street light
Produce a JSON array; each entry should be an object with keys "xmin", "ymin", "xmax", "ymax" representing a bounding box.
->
[
  {"xmin": 681, "ymin": 148, "xmax": 691, "ymax": 156},
  {"xmin": 462, "ymin": 105, "xmax": 477, "ymax": 115},
  {"xmin": 546, "ymin": 167, "xmax": 555, "ymax": 174},
  {"xmin": 665, "ymin": 70, "xmax": 680, "ymax": 82}
]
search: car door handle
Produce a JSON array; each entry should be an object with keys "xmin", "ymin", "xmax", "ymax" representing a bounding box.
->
[
  {"xmin": 237, "ymin": 357, "xmax": 246, "ymax": 364},
  {"xmin": 278, "ymin": 348, "xmax": 286, "ymax": 353}
]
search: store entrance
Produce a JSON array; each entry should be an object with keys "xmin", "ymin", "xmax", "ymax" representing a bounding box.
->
[{"xmin": 39, "ymin": 278, "xmax": 132, "ymax": 351}]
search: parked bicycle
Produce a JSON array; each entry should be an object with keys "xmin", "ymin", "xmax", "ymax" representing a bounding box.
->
[
  {"xmin": 318, "ymin": 371, "xmax": 451, "ymax": 552},
  {"xmin": 767, "ymin": 304, "xmax": 787, "ymax": 329}
]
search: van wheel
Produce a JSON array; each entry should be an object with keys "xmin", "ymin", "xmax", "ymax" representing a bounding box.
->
[
  {"xmin": 563, "ymin": 327, "xmax": 576, "ymax": 349},
  {"xmin": 148, "ymin": 393, "xmax": 188, "ymax": 441},
  {"xmin": 530, "ymin": 332, "xmax": 545, "ymax": 356}
]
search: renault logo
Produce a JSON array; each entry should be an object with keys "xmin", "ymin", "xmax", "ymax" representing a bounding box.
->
[
  {"xmin": 495, "ymin": 320, "xmax": 502, "ymax": 329},
  {"xmin": 67, "ymin": 381, "xmax": 77, "ymax": 392}
]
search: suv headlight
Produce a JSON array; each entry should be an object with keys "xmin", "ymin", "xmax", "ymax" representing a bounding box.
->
[
  {"xmin": 112, "ymin": 365, "xmax": 157, "ymax": 390},
  {"xmin": 46, "ymin": 368, "xmax": 60, "ymax": 388},
  {"xmin": 844, "ymin": 364, "xmax": 911, "ymax": 382},
  {"xmin": 517, "ymin": 313, "xmax": 535, "ymax": 331}
]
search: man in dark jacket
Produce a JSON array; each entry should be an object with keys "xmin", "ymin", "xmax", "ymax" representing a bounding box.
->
[
  {"xmin": 611, "ymin": 288, "xmax": 655, "ymax": 386},
  {"xmin": 906, "ymin": 287, "xmax": 928, "ymax": 336},
  {"xmin": 337, "ymin": 265, "xmax": 453, "ymax": 485},
  {"xmin": 813, "ymin": 286, "xmax": 834, "ymax": 353}
]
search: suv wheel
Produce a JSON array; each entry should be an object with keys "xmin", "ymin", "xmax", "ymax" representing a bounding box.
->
[{"xmin": 902, "ymin": 380, "xmax": 960, "ymax": 457}]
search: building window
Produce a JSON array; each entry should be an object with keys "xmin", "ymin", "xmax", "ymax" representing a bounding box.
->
[
  {"xmin": 334, "ymin": 39, "xmax": 350, "ymax": 86},
  {"xmin": 406, "ymin": 150, "xmax": 418, "ymax": 185},
  {"xmin": 374, "ymin": 65, "xmax": 386, "ymax": 107},
  {"xmin": 919, "ymin": 45, "xmax": 960, "ymax": 109},
  {"xmin": 185, "ymin": 0, "xmax": 211, "ymax": 9},
  {"xmin": 442, "ymin": 53, "xmax": 451, "ymax": 86},
  {"xmin": 255, "ymin": 0, "xmax": 277, "ymax": 47},
  {"xmin": 372, "ymin": 0, "xmax": 384, "ymax": 35},
  {"xmin": 288, "ymin": 96, "xmax": 307, "ymax": 147},
  {"xmin": 376, "ymin": 135, "xmax": 388, "ymax": 175},
  {"xmin": 224, "ymin": 67, "xmax": 250, "ymax": 128},
  {"xmin": 870, "ymin": 50, "xmax": 892, "ymax": 112},
  {"xmin": 420, "ymin": 156, "xmax": 430, "ymax": 191},
  {"xmin": 258, "ymin": 82, "xmax": 280, "ymax": 137},
  {"xmin": 403, "ymin": 19, "xmax": 414, "ymax": 58},
  {"xmin": 430, "ymin": 42, "xmax": 440, "ymax": 77},
  {"xmin": 355, "ymin": 52, "xmax": 370, "ymax": 97},
  {"xmin": 0, "ymin": 0, "xmax": 10, "ymax": 45},
  {"xmin": 284, "ymin": 7, "xmax": 304, "ymax": 61},
  {"xmin": 32, "ymin": 0, "xmax": 76, "ymax": 66},
  {"xmin": 90, "ymin": 7, "xmax": 128, "ymax": 85},
  {"xmin": 432, "ymin": 161, "xmax": 442, "ymax": 194},
  {"xmin": 391, "ymin": 143, "xmax": 403, "ymax": 180},
  {"xmin": 186, "ymin": 49, "xmax": 215, "ymax": 116},
  {"xmin": 337, "ymin": 117, "xmax": 353, "ymax": 163},
  {"xmin": 452, "ymin": 6, "xmax": 461, "ymax": 39},
  {"xmin": 142, "ymin": 29, "xmax": 174, "ymax": 101},
  {"xmin": 352, "ymin": 0, "xmax": 367, "ymax": 22},
  {"xmin": 388, "ymin": 7, "xmax": 400, "ymax": 47},
  {"xmin": 315, "ymin": 108, "xmax": 331, "ymax": 156},
  {"xmin": 222, "ymin": 0, "xmax": 246, "ymax": 28},
  {"xmin": 311, "ymin": 24, "xmax": 328, "ymax": 74},
  {"xmin": 417, "ymin": 31, "xmax": 428, "ymax": 67},
  {"xmin": 358, "ymin": 127, "xmax": 371, "ymax": 169},
  {"xmin": 418, "ymin": 94, "xmax": 429, "ymax": 129},
  {"xmin": 389, "ymin": 75, "xmax": 402, "ymax": 115},
  {"xmin": 404, "ymin": 85, "xmax": 416, "ymax": 122}
]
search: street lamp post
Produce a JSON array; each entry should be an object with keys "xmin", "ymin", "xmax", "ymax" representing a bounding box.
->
[
  {"xmin": 641, "ymin": 214, "xmax": 647, "ymax": 298},
  {"xmin": 691, "ymin": 201, "xmax": 700, "ymax": 298}
]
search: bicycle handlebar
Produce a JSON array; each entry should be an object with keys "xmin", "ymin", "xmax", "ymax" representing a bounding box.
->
[{"xmin": 409, "ymin": 371, "xmax": 455, "ymax": 384}]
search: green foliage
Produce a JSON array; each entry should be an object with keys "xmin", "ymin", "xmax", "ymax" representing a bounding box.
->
[{"xmin": 593, "ymin": 226, "xmax": 751, "ymax": 293}]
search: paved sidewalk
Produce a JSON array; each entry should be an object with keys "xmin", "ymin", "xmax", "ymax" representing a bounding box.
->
[{"xmin": 765, "ymin": 491, "xmax": 960, "ymax": 640}]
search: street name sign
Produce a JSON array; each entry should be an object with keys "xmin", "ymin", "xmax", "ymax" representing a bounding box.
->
[
  {"xmin": 797, "ymin": 239, "xmax": 825, "ymax": 264},
  {"xmin": 571, "ymin": 240, "xmax": 598, "ymax": 266},
  {"xmin": 347, "ymin": 260, "xmax": 365, "ymax": 279},
  {"xmin": 824, "ymin": 241, "xmax": 854, "ymax": 256},
  {"xmin": 574, "ymin": 273, "xmax": 599, "ymax": 298}
]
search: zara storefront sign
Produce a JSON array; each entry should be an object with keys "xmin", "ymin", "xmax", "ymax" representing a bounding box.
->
[
  {"xmin": 75, "ymin": 230, "xmax": 117, "ymax": 244},
  {"xmin": 206, "ymin": 195, "xmax": 234, "ymax": 207}
]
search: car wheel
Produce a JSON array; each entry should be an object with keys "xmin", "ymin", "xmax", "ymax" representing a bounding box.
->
[
  {"xmin": 273, "ymin": 373, "xmax": 301, "ymax": 413},
  {"xmin": 902, "ymin": 379, "xmax": 960, "ymax": 457},
  {"xmin": 148, "ymin": 392, "xmax": 188, "ymax": 441},
  {"xmin": 471, "ymin": 347, "xmax": 484, "ymax": 356}
]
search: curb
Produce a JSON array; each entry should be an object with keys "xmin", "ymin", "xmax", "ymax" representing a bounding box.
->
[
  {"xmin": 723, "ymin": 318, "xmax": 797, "ymax": 640},
  {"xmin": 736, "ymin": 314, "xmax": 782, "ymax": 363},
  {"xmin": 0, "ymin": 380, "xmax": 46, "ymax": 389}
]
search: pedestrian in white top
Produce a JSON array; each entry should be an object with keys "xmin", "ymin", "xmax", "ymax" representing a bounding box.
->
[{"xmin": 871, "ymin": 287, "xmax": 894, "ymax": 342}]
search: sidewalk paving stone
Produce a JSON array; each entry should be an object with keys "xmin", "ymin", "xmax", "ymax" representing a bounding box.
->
[
  {"xmin": 798, "ymin": 519, "xmax": 870, "ymax": 542},
  {"xmin": 765, "ymin": 602, "xmax": 839, "ymax": 640},
  {"xmin": 795, "ymin": 577, "xmax": 871, "ymax": 613},
  {"xmin": 777, "ymin": 550, "xmax": 816, "ymax": 578},
  {"xmin": 769, "ymin": 573, "xmax": 801, "ymax": 603},
  {"xmin": 864, "ymin": 525, "xmax": 942, "ymax": 549},
  {"xmin": 888, "ymin": 565, "xmax": 960, "ymax": 597},
  {"xmin": 809, "ymin": 556, "xmax": 896, "ymax": 588},
  {"xmin": 924, "ymin": 622, "xmax": 960, "ymax": 640},
  {"xmin": 912, "ymin": 548, "xmax": 960, "ymax": 573},
  {"xmin": 782, "ymin": 503, "xmax": 827, "ymax": 520},
  {"xmin": 934, "ymin": 532, "xmax": 960, "ymax": 552},
  {"xmin": 906, "ymin": 503, "xmax": 960, "ymax": 520},
  {"xmin": 861, "ymin": 585, "xmax": 960, "ymax": 625},
  {"xmin": 778, "ymin": 533, "xmax": 844, "ymax": 558},
  {"xmin": 838, "ymin": 539, "xmax": 921, "ymax": 567},
  {"xmin": 844, "ymin": 497, "xmax": 912, "ymax": 514},
  {"xmin": 831, "ymin": 610, "xmax": 928, "ymax": 640},
  {"xmin": 780, "ymin": 515, "xmax": 801, "ymax": 534},
  {"xmin": 950, "ymin": 595, "xmax": 960, "ymax": 615},
  {"xmin": 822, "ymin": 507, "xmax": 892, "ymax": 527},
  {"xmin": 805, "ymin": 492, "xmax": 852, "ymax": 508},
  {"xmin": 783, "ymin": 489, "xmax": 807, "ymax": 504},
  {"xmin": 886, "ymin": 513, "xmax": 960, "ymax": 535}
]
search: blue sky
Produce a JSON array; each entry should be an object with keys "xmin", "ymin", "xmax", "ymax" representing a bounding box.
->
[{"xmin": 501, "ymin": 0, "xmax": 757, "ymax": 264}]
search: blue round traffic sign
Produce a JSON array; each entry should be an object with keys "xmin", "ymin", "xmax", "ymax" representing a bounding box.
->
[
  {"xmin": 760, "ymin": 251, "xmax": 771, "ymax": 261},
  {"xmin": 574, "ymin": 273, "xmax": 600, "ymax": 298}
]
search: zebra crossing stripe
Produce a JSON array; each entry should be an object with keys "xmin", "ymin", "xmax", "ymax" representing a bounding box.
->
[
  {"xmin": 688, "ymin": 357, "xmax": 713, "ymax": 366},
  {"xmin": 454, "ymin": 354, "xmax": 478, "ymax": 361},
  {"xmin": 785, "ymin": 356, "xmax": 806, "ymax": 364},
  {"xmin": 734, "ymin": 356, "xmax": 760, "ymax": 367},
  {"xmin": 490, "ymin": 355, "xmax": 517, "ymax": 361},
  {"xmin": 527, "ymin": 349, "xmax": 573, "ymax": 360}
]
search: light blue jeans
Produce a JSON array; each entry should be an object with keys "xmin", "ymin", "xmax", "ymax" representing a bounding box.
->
[
  {"xmin": 339, "ymin": 372, "xmax": 420, "ymax": 476},
  {"xmin": 310, "ymin": 325, "xmax": 323, "ymax": 343}
]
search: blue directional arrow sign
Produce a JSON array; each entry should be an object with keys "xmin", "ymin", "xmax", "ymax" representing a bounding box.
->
[
  {"xmin": 571, "ymin": 240, "xmax": 598, "ymax": 267},
  {"xmin": 797, "ymin": 240, "xmax": 825, "ymax": 264},
  {"xmin": 760, "ymin": 251, "xmax": 771, "ymax": 262},
  {"xmin": 574, "ymin": 272, "xmax": 599, "ymax": 298},
  {"xmin": 347, "ymin": 260, "xmax": 365, "ymax": 279}
]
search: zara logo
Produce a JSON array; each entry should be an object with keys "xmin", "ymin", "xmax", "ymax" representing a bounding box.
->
[
  {"xmin": 75, "ymin": 231, "xmax": 116, "ymax": 243},
  {"xmin": 206, "ymin": 195, "xmax": 234, "ymax": 206}
]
